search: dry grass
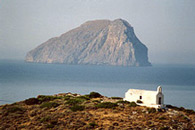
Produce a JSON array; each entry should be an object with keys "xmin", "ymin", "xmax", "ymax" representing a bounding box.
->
[{"xmin": 0, "ymin": 93, "xmax": 194, "ymax": 130}]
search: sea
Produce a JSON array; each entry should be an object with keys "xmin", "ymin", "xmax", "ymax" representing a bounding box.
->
[{"xmin": 0, "ymin": 60, "xmax": 194, "ymax": 110}]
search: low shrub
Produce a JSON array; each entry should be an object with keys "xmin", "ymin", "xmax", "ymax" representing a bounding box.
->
[
  {"xmin": 70, "ymin": 105, "xmax": 85, "ymax": 112},
  {"xmin": 166, "ymin": 104, "xmax": 195, "ymax": 115},
  {"xmin": 89, "ymin": 121, "xmax": 97, "ymax": 128},
  {"xmin": 92, "ymin": 100, "xmax": 101, "ymax": 103},
  {"xmin": 136, "ymin": 100, "xmax": 143, "ymax": 103},
  {"xmin": 157, "ymin": 108, "xmax": 163, "ymax": 112},
  {"xmin": 185, "ymin": 109, "xmax": 195, "ymax": 115},
  {"xmin": 40, "ymin": 116, "xmax": 58, "ymax": 128},
  {"xmin": 64, "ymin": 95, "xmax": 72, "ymax": 100},
  {"xmin": 89, "ymin": 92, "xmax": 102, "ymax": 98},
  {"xmin": 40, "ymin": 102, "xmax": 59, "ymax": 108},
  {"xmin": 46, "ymin": 124, "xmax": 55, "ymax": 128},
  {"xmin": 183, "ymin": 116, "xmax": 189, "ymax": 121},
  {"xmin": 76, "ymin": 95, "xmax": 90, "ymax": 101},
  {"xmin": 65, "ymin": 98, "xmax": 85, "ymax": 105},
  {"xmin": 129, "ymin": 102, "xmax": 138, "ymax": 107},
  {"xmin": 50, "ymin": 120, "xmax": 58, "ymax": 125},
  {"xmin": 40, "ymin": 116, "xmax": 51, "ymax": 123},
  {"xmin": 37, "ymin": 95, "xmax": 56, "ymax": 102},
  {"xmin": 6, "ymin": 106, "xmax": 25, "ymax": 113},
  {"xmin": 113, "ymin": 122, "xmax": 119, "ymax": 126},
  {"xmin": 159, "ymin": 116, "xmax": 166, "ymax": 120},
  {"xmin": 166, "ymin": 105, "xmax": 183, "ymax": 111},
  {"xmin": 111, "ymin": 97, "xmax": 123, "ymax": 100},
  {"xmin": 96, "ymin": 102, "xmax": 118, "ymax": 108},
  {"xmin": 24, "ymin": 98, "xmax": 39, "ymax": 105},
  {"xmin": 160, "ymin": 126, "xmax": 169, "ymax": 130},
  {"xmin": 147, "ymin": 108, "xmax": 156, "ymax": 113},
  {"xmin": 46, "ymin": 119, "xmax": 58, "ymax": 128},
  {"xmin": 116, "ymin": 100, "xmax": 130, "ymax": 104},
  {"xmin": 19, "ymin": 125, "xmax": 26, "ymax": 128},
  {"xmin": 166, "ymin": 104, "xmax": 175, "ymax": 108}
]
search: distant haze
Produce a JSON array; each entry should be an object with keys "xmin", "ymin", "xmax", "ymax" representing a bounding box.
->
[{"xmin": 0, "ymin": 0, "xmax": 195, "ymax": 64}]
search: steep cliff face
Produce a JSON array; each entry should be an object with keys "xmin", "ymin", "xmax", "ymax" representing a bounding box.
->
[{"xmin": 26, "ymin": 19, "xmax": 151, "ymax": 66}]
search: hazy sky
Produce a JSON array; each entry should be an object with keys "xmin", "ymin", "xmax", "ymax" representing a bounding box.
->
[{"xmin": 0, "ymin": 0, "xmax": 195, "ymax": 64}]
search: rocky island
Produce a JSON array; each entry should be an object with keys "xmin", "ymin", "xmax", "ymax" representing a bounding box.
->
[
  {"xmin": 26, "ymin": 19, "xmax": 151, "ymax": 66},
  {"xmin": 1, "ymin": 92, "xmax": 195, "ymax": 129}
]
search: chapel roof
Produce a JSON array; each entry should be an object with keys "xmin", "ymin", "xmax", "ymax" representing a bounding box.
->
[{"xmin": 127, "ymin": 89, "xmax": 158, "ymax": 95}]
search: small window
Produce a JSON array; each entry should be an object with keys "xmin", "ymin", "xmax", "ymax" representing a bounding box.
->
[{"xmin": 140, "ymin": 96, "xmax": 142, "ymax": 99}]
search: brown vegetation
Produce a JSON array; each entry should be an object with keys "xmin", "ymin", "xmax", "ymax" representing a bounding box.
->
[{"xmin": 0, "ymin": 92, "xmax": 195, "ymax": 130}]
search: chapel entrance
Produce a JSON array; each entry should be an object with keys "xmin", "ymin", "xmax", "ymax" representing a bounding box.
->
[{"xmin": 158, "ymin": 97, "xmax": 161, "ymax": 104}]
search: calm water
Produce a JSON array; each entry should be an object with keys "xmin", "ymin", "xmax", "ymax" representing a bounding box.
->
[{"xmin": 0, "ymin": 60, "xmax": 195, "ymax": 110}]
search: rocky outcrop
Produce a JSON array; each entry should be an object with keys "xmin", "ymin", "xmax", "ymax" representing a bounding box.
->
[{"xmin": 26, "ymin": 19, "xmax": 151, "ymax": 66}]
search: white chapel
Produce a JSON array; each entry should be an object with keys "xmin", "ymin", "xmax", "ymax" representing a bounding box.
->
[{"xmin": 124, "ymin": 86, "xmax": 164, "ymax": 108}]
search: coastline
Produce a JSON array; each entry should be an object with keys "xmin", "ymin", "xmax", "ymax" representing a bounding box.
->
[{"xmin": 0, "ymin": 60, "xmax": 195, "ymax": 110}]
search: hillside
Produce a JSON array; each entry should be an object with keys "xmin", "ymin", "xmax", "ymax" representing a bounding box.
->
[
  {"xmin": 26, "ymin": 19, "xmax": 151, "ymax": 66},
  {"xmin": 0, "ymin": 92, "xmax": 195, "ymax": 129}
]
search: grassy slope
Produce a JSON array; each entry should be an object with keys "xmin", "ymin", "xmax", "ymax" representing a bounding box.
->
[{"xmin": 0, "ymin": 92, "xmax": 195, "ymax": 130}]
